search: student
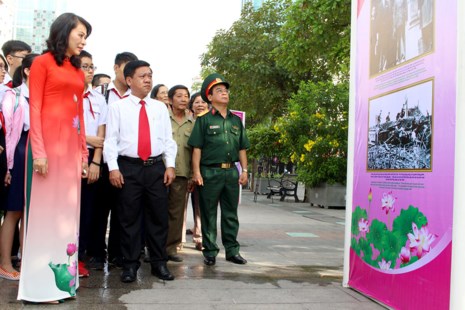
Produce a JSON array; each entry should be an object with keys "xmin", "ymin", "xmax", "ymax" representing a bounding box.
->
[
  {"xmin": 77, "ymin": 50, "xmax": 107, "ymax": 276},
  {"xmin": 92, "ymin": 73, "xmax": 111, "ymax": 89},
  {"xmin": 88, "ymin": 52, "xmax": 138, "ymax": 270},
  {"xmin": 0, "ymin": 53, "xmax": 38, "ymax": 280},
  {"xmin": 1, "ymin": 40, "xmax": 31, "ymax": 88}
]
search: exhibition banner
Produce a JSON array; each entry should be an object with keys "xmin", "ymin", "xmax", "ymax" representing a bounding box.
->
[{"xmin": 348, "ymin": 1, "xmax": 455, "ymax": 309}]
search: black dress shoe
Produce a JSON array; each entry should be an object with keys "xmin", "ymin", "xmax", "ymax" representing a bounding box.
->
[
  {"xmin": 203, "ymin": 256, "xmax": 216, "ymax": 266},
  {"xmin": 88, "ymin": 257, "xmax": 105, "ymax": 270},
  {"xmin": 120, "ymin": 267, "xmax": 137, "ymax": 283},
  {"xmin": 226, "ymin": 254, "xmax": 247, "ymax": 265},
  {"xmin": 109, "ymin": 256, "xmax": 123, "ymax": 269},
  {"xmin": 151, "ymin": 264, "xmax": 175, "ymax": 281},
  {"xmin": 168, "ymin": 254, "xmax": 183, "ymax": 262}
]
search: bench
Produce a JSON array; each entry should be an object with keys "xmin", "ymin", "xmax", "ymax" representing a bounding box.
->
[{"xmin": 266, "ymin": 174, "xmax": 300, "ymax": 202}]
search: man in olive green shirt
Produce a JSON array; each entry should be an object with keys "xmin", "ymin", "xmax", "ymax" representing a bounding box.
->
[
  {"xmin": 166, "ymin": 85, "xmax": 195, "ymax": 262},
  {"xmin": 188, "ymin": 73, "xmax": 250, "ymax": 266}
]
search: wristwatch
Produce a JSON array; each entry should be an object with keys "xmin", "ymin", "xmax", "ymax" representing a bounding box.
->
[{"xmin": 242, "ymin": 169, "xmax": 248, "ymax": 173}]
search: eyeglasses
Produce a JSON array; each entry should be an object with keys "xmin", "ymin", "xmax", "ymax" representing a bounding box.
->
[
  {"xmin": 0, "ymin": 65, "xmax": 6, "ymax": 72},
  {"xmin": 214, "ymin": 88, "xmax": 229, "ymax": 94},
  {"xmin": 11, "ymin": 54, "xmax": 26, "ymax": 59},
  {"xmin": 81, "ymin": 65, "xmax": 97, "ymax": 71}
]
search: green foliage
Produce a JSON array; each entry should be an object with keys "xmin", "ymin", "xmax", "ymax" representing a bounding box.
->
[
  {"xmin": 247, "ymin": 122, "xmax": 287, "ymax": 160},
  {"xmin": 275, "ymin": 0, "xmax": 351, "ymax": 81},
  {"xmin": 201, "ymin": 0, "xmax": 295, "ymax": 125},
  {"xmin": 201, "ymin": 0, "xmax": 351, "ymax": 185},
  {"xmin": 274, "ymin": 80, "xmax": 349, "ymax": 186},
  {"xmin": 351, "ymin": 206, "xmax": 367, "ymax": 236}
]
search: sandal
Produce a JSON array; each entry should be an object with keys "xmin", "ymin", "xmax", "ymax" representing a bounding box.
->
[{"xmin": 0, "ymin": 266, "xmax": 20, "ymax": 280}]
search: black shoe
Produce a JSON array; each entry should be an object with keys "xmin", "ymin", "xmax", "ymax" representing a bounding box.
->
[
  {"xmin": 88, "ymin": 257, "xmax": 105, "ymax": 270},
  {"xmin": 226, "ymin": 254, "xmax": 247, "ymax": 265},
  {"xmin": 120, "ymin": 267, "xmax": 137, "ymax": 283},
  {"xmin": 168, "ymin": 254, "xmax": 183, "ymax": 262},
  {"xmin": 109, "ymin": 256, "xmax": 123, "ymax": 269},
  {"xmin": 203, "ymin": 256, "xmax": 216, "ymax": 266},
  {"xmin": 151, "ymin": 264, "xmax": 175, "ymax": 281},
  {"xmin": 186, "ymin": 228, "xmax": 193, "ymax": 235}
]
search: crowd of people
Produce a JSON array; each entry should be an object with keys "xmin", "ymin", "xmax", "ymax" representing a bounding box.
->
[{"xmin": 0, "ymin": 12, "xmax": 250, "ymax": 304}]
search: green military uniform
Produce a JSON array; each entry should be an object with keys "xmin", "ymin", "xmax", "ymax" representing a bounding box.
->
[{"xmin": 188, "ymin": 107, "xmax": 250, "ymax": 258}]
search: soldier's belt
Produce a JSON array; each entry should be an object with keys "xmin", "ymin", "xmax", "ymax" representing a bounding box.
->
[{"xmin": 204, "ymin": 162, "xmax": 235, "ymax": 169}]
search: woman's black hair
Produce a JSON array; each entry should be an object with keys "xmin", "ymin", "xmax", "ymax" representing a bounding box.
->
[
  {"xmin": 150, "ymin": 84, "xmax": 166, "ymax": 99},
  {"xmin": 0, "ymin": 54, "xmax": 8, "ymax": 73},
  {"xmin": 12, "ymin": 53, "xmax": 39, "ymax": 88},
  {"xmin": 45, "ymin": 12, "xmax": 92, "ymax": 69},
  {"xmin": 189, "ymin": 92, "xmax": 202, "ymax": 111}
]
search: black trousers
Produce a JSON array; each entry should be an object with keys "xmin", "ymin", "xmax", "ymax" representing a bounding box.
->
[
  {"xmin": 78, "ymin": 149, "xmax": 98, "ymax": 260},
  {"xmin": 117, "ymin": 157, "xmax": 169, "ymax": 269},
  {"xmin": 87, "ymin": 163, "xmax": 121, "ymax": 260}
]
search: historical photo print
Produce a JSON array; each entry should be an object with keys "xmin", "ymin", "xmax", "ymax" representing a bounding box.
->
[
  {"xmin": 367, "ymin": 79, "xmax": 433, "ymax": 171},
  {"xmin": 370, "ymin": 0, "xmax": 434, "ymax": 76}
]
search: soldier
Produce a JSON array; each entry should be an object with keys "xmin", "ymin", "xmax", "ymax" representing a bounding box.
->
[{"xmin": 188, "ymin": 73, "xmax": 250, "ymax": 266}]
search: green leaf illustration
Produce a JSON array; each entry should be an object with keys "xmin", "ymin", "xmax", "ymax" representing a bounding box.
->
[
  {"xmin": 351, "ymin": 206, "xmax": 368, "ymax": 235},
  {"xmin": 366, "ymin": 219, "xmax": 388, "ymax": 251},
  {"xmin": 392, "ymin": 205, "xmax": 428, "ymax": 245}
]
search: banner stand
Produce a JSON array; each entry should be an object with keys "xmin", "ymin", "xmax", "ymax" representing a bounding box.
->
[{"xmin": 450, "ymin": 1, "xmax": 465, "ymax": 308}]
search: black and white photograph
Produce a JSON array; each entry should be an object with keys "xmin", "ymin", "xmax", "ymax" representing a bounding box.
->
[
  {"xmin": 370, "ymin": 0, "xmax": 434, "ymax": 76},
  {"xmin": 367, "ymin": 79, "xmax": 433, "ymax": 171}
]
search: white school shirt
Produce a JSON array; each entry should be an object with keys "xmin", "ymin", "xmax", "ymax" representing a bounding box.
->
[
  {"xmin": 104, "ymin": 94, "xmax": 177, "ymax": 171},
  {"xmin": 83, "ymin": 86, "xmax": 108, "ymax": 149}
]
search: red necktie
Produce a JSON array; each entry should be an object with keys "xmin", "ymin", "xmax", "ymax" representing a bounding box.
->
[
  {"xmin": 5, "ymin": 81, "xmax": 13, "ymax": 88},
  {"xmin": 111, "ymin": 88, "xmax": 129, "ymax": 99},
  {"xmin": 83, "ymin": 91, "xmax": 95, "ymax": 119},
  {"xmin": 138, "ymin": 100, "xmax": 151, "ymax": 160}
]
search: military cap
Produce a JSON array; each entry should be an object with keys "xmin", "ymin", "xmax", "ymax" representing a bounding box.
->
[{"xmin": 201, "ymin": 73, "xmax": 230, "ymax": 103}]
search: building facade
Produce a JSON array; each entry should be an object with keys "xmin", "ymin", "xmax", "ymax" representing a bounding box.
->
[{"xmin": 0, "ymin": 0, "xmax": 66, "ymax": 54}]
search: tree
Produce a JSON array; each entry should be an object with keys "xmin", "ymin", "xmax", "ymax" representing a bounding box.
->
[
  {"xmin": 200, "ymin": 0, "xmax": 295, "ymax": 125},
  {"xmin": 274, "ymin": 80, "xmax": 349, "ymax": 187},
  {"xmin": 275, "ymin": 0, "xmax": 351, "ymax": 82}
]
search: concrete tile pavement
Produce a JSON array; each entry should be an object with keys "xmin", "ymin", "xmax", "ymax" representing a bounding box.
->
[{"xmin": 0, "ymin": 190, "xmax": 385, "ymax": 309}]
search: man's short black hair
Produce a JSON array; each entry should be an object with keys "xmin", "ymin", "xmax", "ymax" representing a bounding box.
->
[
  {"xmin": 123, "ymin": 60, "xmax": 150, "ymax": 79},
  {"xmin": 168, "ymin": 85, "xmax": 190, "ymax": 99},
  {"xmin": 114, "ymin": 52, "xmax": 138, "ymax": 66},
  {"xmin": 79, "ymin": 50, "xmax": 92, "ymax": 59},
  {"xmin": 2, "ymin": 40, "xmax": 32, "ymax": 56},
  {"xmin": 92, "ymin": 73, "xmax": 111, "ymax": 87}
]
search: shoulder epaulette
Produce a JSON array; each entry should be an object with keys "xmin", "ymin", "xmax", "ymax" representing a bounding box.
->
[{"xmin": 197, "ymin": 110, "xmax": 209, "ymax": 117}]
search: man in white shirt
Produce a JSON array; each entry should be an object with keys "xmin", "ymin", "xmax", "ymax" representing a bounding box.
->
[{"xmin": 104, "ymin": 60, "xmax": 177, "ymax": 283}]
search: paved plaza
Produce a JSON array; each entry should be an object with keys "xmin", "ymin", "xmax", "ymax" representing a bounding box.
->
[{"xmin": 0, "ymin": 190, "xmax": 385, "ymax": 309}]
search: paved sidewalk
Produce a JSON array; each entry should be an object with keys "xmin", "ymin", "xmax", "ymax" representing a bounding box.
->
[{"xmin": 0, "ymin": 191, "xmax": 384, "ymax": 309}]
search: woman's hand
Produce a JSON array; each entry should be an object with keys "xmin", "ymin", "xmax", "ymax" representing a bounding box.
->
[
  {"xmin": 4, "ymin": 171, "xmax": 11, "ymax": 186},
  {"xmin": 87, "ymin": 162, "xmax": 100, "ymax": 184},
  {"xmin": 82, "ymin": 161, "xmax": 89, "ymax": 179},
  {"xmin": 33, "ymin": 158, "xmax": 48, "ymax": 177}
]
